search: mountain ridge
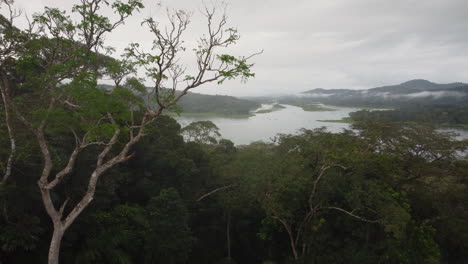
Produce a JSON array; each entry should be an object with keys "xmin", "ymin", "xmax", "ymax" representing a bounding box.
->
[
  {"xmin": 303, "ymin": 79, "xmax": 468, "ymax": 95},
  {"xmin": 294, "ymin": 79, "xmax": 468, "ymax": 108}
]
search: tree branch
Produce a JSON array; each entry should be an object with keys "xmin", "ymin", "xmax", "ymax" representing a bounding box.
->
[
  {"xmin": 323, "ymin": 206, "xmax": 380, "ymax": 223},
  {"xmin": 0, "ymin": 72, "xmax": 15, "ymax": 186},
  {"xmin": 197, "ymin": 184, "xmax": 238, "ymax": 202}
]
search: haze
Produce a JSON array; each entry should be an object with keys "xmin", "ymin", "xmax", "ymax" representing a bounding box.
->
[{"xmin": 9, "ymin": 0, "xmax": 468, "ymax": 96}]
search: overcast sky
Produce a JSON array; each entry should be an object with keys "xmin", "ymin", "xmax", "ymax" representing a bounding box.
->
[{"xmin": 7, "ymin": 0, "xmax": 468, "ymax": 96}]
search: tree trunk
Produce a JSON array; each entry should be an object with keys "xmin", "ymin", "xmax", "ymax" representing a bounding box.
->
[
  {"xmin": 289, "ymin": 237, "xmax": 299, "ymax": 261},
  {"xmin": 275, "ymin": 216, "xmax": 299, "ymax": 260},
  {"xmin": 226, "ymin": 210, "xmax": 232, "ymax": 261},
  {"xmin": 283, "ymin": 222, "xmax": 299, "ymax": 260},
  {"xmin": 0, "ymin": 72, "xmax": 16, "ymax": 186},
  {"xmin": 48, "ymin": 225, "xmax": 64, "ymax": 264}
]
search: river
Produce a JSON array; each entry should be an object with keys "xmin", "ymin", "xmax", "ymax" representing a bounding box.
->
[
  {"xmin": 175, "ymin": 104, "xmax": 468, "ymax": 145},
  {"xmin": 175, "ymin": 104, "xmax": 352, "ymax": 145}
]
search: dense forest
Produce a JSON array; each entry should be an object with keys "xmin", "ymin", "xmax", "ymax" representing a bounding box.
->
[
  {"xmin": 99, "ymin": 84, "xmax": 261, "ymax": 116},
  {"xmin": 1, "ymin": 0, "xmax": 468, "ymax": 264},
  {"xmin": 1, "ymin": 117, "xmax": 468, "ymax": 263},
  {"xmin": 176, "ymin": 93, "xmax": 260, "ymax": 115},
  {"xmin": 350, "ymin": 107, "xmax": 468, "ymax": 129}
]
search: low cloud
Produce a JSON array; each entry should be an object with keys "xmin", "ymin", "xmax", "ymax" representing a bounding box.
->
[
  {"xmin": 392, "ymin": 91, "xmax": 467, "ymax": 99},
  {"xmin": 301, "ymin": 93, "xmax": 335, "ymax": 98}
]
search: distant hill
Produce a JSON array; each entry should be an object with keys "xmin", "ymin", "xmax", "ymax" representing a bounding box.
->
[
  {"xmin": 177, "ymin": 92, "xmax": 260, "ymax": 115},
  {"xmin": 299, "ymin": 79, "xmax": 468, "ymax": 107},
  {"xmin": 368, "ymin": 79, "xmax": 466, "ymax": 93},
  {"xmin": 97, "ymin": 84, "xmax": 260, "ymax": 115}
]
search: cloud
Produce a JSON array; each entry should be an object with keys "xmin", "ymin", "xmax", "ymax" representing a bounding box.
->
[
  {"xmin": 301, "ymin": 93, "xmax": 335, "ymax": 98},
  {"xmin": 5, "ymin": 0, "xmax": 468, "ymax": 96},
  {"xmin": 392, "ymin": 91, "xmax": 468, "ymax": 99}
]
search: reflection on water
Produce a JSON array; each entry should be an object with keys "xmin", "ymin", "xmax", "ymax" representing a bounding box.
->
[
  {"xmin": 175, "ymin": 104, "xmax": 356, "ymax": 145},
  {"xmin": 175, "ymin": 104, "xmax": 468, "ymax": 145}
]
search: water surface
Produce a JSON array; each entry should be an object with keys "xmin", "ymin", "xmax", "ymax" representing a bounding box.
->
[
  {"xmin": 175, "ymin": 104, "xmax": 468, "ymax": 145},
  {"xmin": 175, "ymin": 104, "xmax": 355, "ymax": 145}
]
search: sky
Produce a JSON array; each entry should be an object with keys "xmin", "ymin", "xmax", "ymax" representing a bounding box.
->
[{"xmin": 5, "ymin": 0, "xmax": 468, "ymax": 96}]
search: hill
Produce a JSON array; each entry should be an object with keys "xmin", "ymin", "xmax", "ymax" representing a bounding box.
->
[
  {"xmin": 299, "ymin": 79, "xmax": 468, "ymax": 108},
  {"xmin": 298, "ymin": 80, "xmax": 468, "ymax": 128},
  {"xmin": 176, "ymin": 92, "xmax": 260, "ymax": 115},
  {"xmin": 98, "ymin": 84, "xmax": 260, "ymax": 115}
]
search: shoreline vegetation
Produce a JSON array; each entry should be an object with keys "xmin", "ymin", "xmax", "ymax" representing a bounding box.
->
[
  {"xmin": 299, "ymin": 104, "xmax": 336, "ymax": 112},
  {"xmin": 318, "ymin": 118, "xmax": 468, "ymax": 130},
  {"xmin": 166, "ymin": 104, "xmax": 468, "ymax": 131},
  {"xmin": 165, "ymin": 112, "xmax": 254, "ymax": 118},
  {"xmin": 317, "ymin": 118, "xmax": 468, "ymax": 130},
  {"xmin": 254, "ymin": 103, "xmax": 286, "ymax": 114},
  {"xmin": 318, "ymin": 117, "xmax": 354, "ymax": 124}
]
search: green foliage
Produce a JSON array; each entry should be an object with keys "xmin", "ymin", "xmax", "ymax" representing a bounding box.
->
[
  {"xmin": 174, "ymin": 92, "xmax": 260, "ymax": 115},
  {"xmin": 2, "ymin": 1, "xmax": 467, "ymax": 263},
  {"xmin": 0, "ymin": 185, "xmax": 44, "ymax": 253},
  {"xmin": 181, "ymin": 120, "xmax": 221, "ymax": 144},
  {"xmin": 144, "ymin": 188, "xmax": 193, "ymax": 264},
  {"xmin": 75, "ymin": 204, "xmax": 148, "ymax": 264},
  {"xmin": 2, "ymin": 113, "xmax": 467, "ymax": 263},
  {"xmin": 217, "ymin": 54, "xmax": 255, "ymax": 84},
  {"xmin": 0, "ymin": 215, "xmax": 43, "ymax": 252},
  {"xmin": 112, "ymin": 0, "xmax": 145, "ymax": 16},
  {"xmin": 351, "ymin": 106, "xmax": 468, "ymax": 128}
]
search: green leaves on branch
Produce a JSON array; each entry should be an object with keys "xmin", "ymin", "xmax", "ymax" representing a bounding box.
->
[
  {"xmin": 112, "ymin": 0, "xmax": 144, "ymax": 16},
  {"xmin": 181, "ymin": 120, "xmax": 221, "ymax": 144},
  {"xmin": 76, "ymin": 189, "xmax": 192, "ymax": 264},
  {"xmin": 32, "ymin": 7, "xmax": 75, "ymax": 37},
  {"xmin": 217, "ymin": 54, "xmax": 255, "ymax": 84}
]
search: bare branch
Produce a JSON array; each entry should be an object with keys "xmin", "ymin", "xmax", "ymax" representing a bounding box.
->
[
  {"xmin": 323, "ymin": 206, "xmax": 380, "ymax": 223},
  {"xmin": 58, "ymin": 198, "xmax": 69, "ymax": 217},
  {"xmin": 96, "ymin": 114, "xmax": 121, "ymax": 167},
  {"xmin": 45, "ymin": 146, "xmax": 81, "ymax": 190},
  {"xmin": 308, "ymin": 165, "xmax": 331, "ymax": 210},
  {"xmin": 197, "ymin": 184, "xmax": 238, "ymax": 202},
  {"xmin": 64, "ymin": 100, "xmax": 80, "ymax": 109}
]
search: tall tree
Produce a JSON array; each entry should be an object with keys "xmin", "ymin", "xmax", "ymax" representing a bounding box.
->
[
  {"xmin": 181, "ymin": 120, "xmax": 221, "ymax": 144},
  {"xmin": 0, "ymin": 0, "xmax": 22, "ymax": 186},
  {"xmin": 0, "ymin": 1, "xmax": 257, "ymax": 263},
  {"xmin": 228, "ymin": 130, "xmax": 412, "ymax": 261}
]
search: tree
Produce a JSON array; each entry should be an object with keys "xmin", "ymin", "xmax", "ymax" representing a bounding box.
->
[
  {"xmin": 144, "ymin": 188, "xmax": 193, "ymax": 264},
  {"xmin": 0, "ymin": 1, "xmax": 257, "ymax": 263},
  {"xmin": 196, "ymin": 139, "xmax": 247, "ymax": 264},
  {"xmin": 354, "ymin": 122, "xmax": 468, "ymax": 263},
  {"xmin": 228, "ymin": 130, "xmax": 412, "ymax": 262},
  {"xmin": 74, "ymin": 189, "xmax": 192, "ymax": 264},
  {"xmin": 181, "ymin": 120, "xmax": 221, "ymax": 144},
  {"xmin": 0, "ymin": 0, "xmax": 22, "ymax": 187}
]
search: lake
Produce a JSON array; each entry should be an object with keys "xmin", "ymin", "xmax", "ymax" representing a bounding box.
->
[
  {"xmin": 176, "ymin": 104, "xmax": 356, "ymax": 145},
  {"xmin": 175, "ymin": 104, "xmax": 468, "ymax": 145}
]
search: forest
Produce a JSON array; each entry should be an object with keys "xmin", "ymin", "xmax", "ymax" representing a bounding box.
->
[
  {"xmin": 350, "ymin": 106, "xmax": 468, "ymax": 129},
  {"xmin": 2, "ymin": 117, "xmax": 468, "ymax": 264},
  {"xmin": 99, "ymin": 84, "xmax": 261, "ymax": 116},
  {"xmin": 1, "ymin": 0, "xmax": 468, "ymax": 264}
]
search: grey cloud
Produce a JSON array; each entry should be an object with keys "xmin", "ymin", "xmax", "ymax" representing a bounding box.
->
[{"xmin": 6, "ymin": 0, "xmax": 468, "ymax": 96}]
